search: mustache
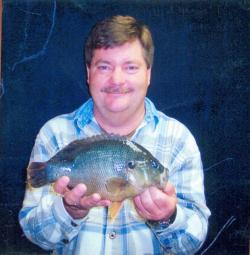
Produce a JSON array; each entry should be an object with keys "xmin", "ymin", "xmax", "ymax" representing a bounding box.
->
[{"xmin": 100, "ymin": 86, "xmax": 133, "ymax": 94}]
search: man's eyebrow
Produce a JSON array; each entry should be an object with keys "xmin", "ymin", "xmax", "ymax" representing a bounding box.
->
[
  {"xmin": 94, "ymin": 60, "xmax": 111, "ymax": 65},
  {"xmin": 93, "ymin": 59, "xmax": 141, "ymax": 66},
  {"xmin": 124, "ymin": 60, "xmax": 140, "ymax": 65}
]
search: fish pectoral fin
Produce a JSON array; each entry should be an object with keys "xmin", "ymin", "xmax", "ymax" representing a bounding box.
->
[
  {"xmin": 105, "ymin": 177, "xmax": 129, "ymax": 194},
  {"xmin": 108, "ymin": 201, "xmax": 123, "ymax": 222}
]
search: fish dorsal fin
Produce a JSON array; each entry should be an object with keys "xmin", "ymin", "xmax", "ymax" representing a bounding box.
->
[
  {"xmin": 50, "ymin": 134, "xmax": 128, "ymax": 162},
  {"xmin": 74, "ymin": 134, "xmax": 127, "ymax": 145},
  {"xmin": 89, "ymin": 133, "xmax": 127, "ymax": 142}
]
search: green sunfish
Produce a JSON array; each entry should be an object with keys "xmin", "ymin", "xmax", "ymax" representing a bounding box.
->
[{"xmin": 28, "ymin": 135, "xmax": 168, "ymax": 202}]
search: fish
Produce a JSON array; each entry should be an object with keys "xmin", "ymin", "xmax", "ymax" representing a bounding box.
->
[{"xmin": 28, "ymin": 134, "xmax": 168, "ymax": 219}]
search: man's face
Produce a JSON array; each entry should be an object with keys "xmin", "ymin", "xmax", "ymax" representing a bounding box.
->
[{"xmin": 87, "ymin": 39, "xmax": 151, "ymax": 118}]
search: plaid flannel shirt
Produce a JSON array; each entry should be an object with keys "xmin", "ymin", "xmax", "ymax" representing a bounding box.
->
[{"xmin": 19, "ymin": 98, "xmax": 210, "ymax": 255}]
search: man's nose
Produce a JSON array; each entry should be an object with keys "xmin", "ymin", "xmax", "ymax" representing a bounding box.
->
[{"xmin": 110, "ymin": 67, "xmax": 125, "ymax": 85}]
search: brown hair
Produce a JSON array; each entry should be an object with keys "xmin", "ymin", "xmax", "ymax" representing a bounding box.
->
[{"xmin": 85, "ymin": 15, "xmax": 154, "ymax": 69}]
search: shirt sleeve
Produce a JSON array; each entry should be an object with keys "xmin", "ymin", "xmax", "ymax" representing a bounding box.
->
[
  {"xmin": 148, "ymin": 125, "xmax": 211, "ymax": 254},
  {"xmin": 19, "ymin": 127, "xmax": 87, "ymax": 250}
]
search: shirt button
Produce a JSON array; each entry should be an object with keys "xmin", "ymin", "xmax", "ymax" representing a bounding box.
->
[
  {"xmin": 109, "ymin": 231, "xmax": 116, "ymax": 239},
  {"xmin": 62, "ymin": 239, "xmax": 69, "ymax": 244},
  {"xmin": 71, "ymin": 221, "xmax": 78, "ymax": 227}
]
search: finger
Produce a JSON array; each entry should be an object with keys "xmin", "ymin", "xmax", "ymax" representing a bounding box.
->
[
  {"xmin": 63, "ymin": 184, "xmax": 87, "ymax": 206},
  {"xmin": 133, "ymin": 195, "xmax": 146, "ymax": 217},
  {"xmin": 163, "ymin": 182, "xmax": 176, "ymax": 196},
  {"xmin": 161, "ymin": 183, "xmax": 178, "ymax": 215},
  {"xmin": 134, "ymin": 193, "xmax": 155, "ymax": 219},
  {"xmin": 53, "ymin": 176, "xmax": 70, "ymax": 195},
  {"xmin": 134, "ymin": 189, "xmax": 156, "ymax": 213},
  {"xmin": 140, "ymin": 187, "xmax": 164, "ymax": 214},
  {"xmin": 134, "ymin": 187, "xmax": 169, "ymax": 218},
  {"xmin": 148, "ymin": 186, "xmax": 168, "ymax": 210},
  {"xmin": 79, "ymin": 193, "xmax": 111, "ymax": 209},
  {"xmin": 96, "ymin": 199, "xmax": 112, "ymax": 207},
  {"xmin": 99, "ymin": 200, "xmax": 112, "ymax": 207},
  {"xmin": 134, "ymin": 189, "xmax": 151, "ymax": 212}
]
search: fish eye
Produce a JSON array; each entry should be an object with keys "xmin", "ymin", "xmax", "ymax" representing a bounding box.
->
[
  {"xmin": 128, "ymin": 161, "xmax": 136, "ymax": 169},
  {"xmin": 151, "ymin": 161, "xmax": 159, "ymax": 169}
]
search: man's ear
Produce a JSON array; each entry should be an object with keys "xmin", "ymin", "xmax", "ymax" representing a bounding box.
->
[
  {"xmin": 86, "ymin": 65, "xmax": 90, "ymax": 84},
  {"xmin": 147, "ymin": 68, "xmax": 152, "ymax": 87}
]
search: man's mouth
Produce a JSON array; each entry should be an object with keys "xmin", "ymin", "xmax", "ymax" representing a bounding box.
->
[{"xmin": 100, "ymin": 87, "xmax": 133, "ymax": 94}]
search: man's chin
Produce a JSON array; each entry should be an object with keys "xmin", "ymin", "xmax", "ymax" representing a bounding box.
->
[{"xmin": 107, "ymin": 105, "xmax": 130, "ymax": 113}]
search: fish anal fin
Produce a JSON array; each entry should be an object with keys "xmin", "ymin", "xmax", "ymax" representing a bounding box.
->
[{"xmin": 108, "ymin": 201, "xmax": 123, "ymax": 222}]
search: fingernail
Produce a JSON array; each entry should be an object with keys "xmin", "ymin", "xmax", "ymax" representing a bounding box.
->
[
  {"xmin": 92, "ymin": 193, "xmax": 101, "ymax": 201},
  {"xmin": 62, "ymin": 176, "xmax": 70, "ymax": 184}
]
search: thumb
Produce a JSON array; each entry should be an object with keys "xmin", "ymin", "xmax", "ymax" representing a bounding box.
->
[
  {"xmin": 53, "ymin": 176, "xmax": 70, "ymax": 195},
  {"xmin": 163, "ymin": 182, "xmax": 176, "ymax": 197}
]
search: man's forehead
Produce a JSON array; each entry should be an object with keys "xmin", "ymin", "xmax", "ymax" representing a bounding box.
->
[{"xmin": 91, "ymin": 40, "xmax": 146, "ymax": 64}]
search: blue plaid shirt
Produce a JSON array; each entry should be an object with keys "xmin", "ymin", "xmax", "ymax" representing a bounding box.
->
[{"xmin": 19, "ymin": 98, "xmax": 210, "ymax": 255}]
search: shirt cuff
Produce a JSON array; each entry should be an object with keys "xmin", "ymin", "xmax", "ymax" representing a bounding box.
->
[
  {"xmin": 52, "ymin": 196, "xmax": 88, "ymax": 240},
  {"xmin": 147, "ymin": 204, "xmax": 185, "ymax": 233}
]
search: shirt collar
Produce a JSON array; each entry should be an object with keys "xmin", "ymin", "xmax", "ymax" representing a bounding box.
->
[
  {"xmin": 144, "ymin": 97, "xmax": 159, "ymax": 127},
  {"xmin": 74, "ymin": 98, "xmax": 94, "ymax": 129}
]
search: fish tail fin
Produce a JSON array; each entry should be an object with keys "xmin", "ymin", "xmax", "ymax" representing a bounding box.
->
[
  {"xmin": 108, "ymin": 201, "xmax": 123, "ymax": 222},
  {"xmin": 27, "ymin": 162, "xmax": 48, "ymax": 188}
]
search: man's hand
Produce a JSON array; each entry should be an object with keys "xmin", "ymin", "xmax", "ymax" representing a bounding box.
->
[
  {"xmin": 53, "ymin": 176, "xmax": 111, "ymax": 219},
  {"xmin": 133, "ymin": 182, "xmax": 177, "ymax": 221}
]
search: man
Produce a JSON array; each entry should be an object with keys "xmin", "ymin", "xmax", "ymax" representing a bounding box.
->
[{"xmin": 19, "ymin": 15, "xmax": 210, "ymax": 254}]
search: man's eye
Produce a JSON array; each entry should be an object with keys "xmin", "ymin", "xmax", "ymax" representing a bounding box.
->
[
  {"xmin": 126, "ymin": 65, "xmax": 139, "ymax": 73},
  {"xmin": 97, "ymin": 65, "xmax": 111, "ymax": 71}
]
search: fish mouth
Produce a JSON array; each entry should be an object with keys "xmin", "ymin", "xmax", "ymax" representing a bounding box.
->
[{"xmin": 100, "ymin": 86, "xmax": 133, "ymax": 94}]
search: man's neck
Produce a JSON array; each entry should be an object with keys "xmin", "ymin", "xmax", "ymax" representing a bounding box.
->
[{"xmin": 94, "ymin": 108, "xmax": 145, "ymax": 136}]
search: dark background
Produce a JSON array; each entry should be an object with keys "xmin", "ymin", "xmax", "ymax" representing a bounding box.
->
[{"xmin": 1, "ymin": 0, "xmax": 249, "ymax": 254}]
